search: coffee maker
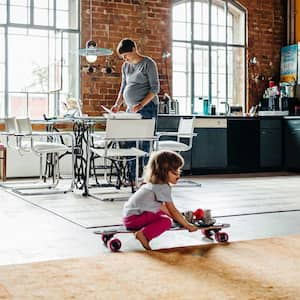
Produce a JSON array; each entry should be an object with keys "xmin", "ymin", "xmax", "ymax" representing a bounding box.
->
[{"xmin": 158, "ymin": 93, "xmax": 179, "ymax": 114}]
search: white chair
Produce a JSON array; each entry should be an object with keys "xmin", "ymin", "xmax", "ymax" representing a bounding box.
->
[
  {"xmin": 86, "ymin": 118, "xmax": 157, "ymax": 200},
  {"xmin": 1, "ymin": 117, "xmax": 75, "ymax": 195},
  {"xmin": 1, "ymin": 117, "xmax": 17, "ymax": 150},
  {"xmin": 0, "ymin": 117, "xmax": 34, "ymax": 188},
  {"xmin": 157, "ymin": 117, "xmax": 196, "ymax": 152}
]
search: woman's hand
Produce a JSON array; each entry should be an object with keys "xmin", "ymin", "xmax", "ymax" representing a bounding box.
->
[
  {"xmin": 131, "ymin": 103, "xmax": 143, "ymax": 113},
  {"xmin": 111, "ymin": 104, "xmax": 121, "ymax": 113}
]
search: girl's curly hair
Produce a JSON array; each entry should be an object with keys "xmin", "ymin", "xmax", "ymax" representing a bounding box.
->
[{"xmin": 144, "ymin": 150, "xmax": 184, "ymax": 184}]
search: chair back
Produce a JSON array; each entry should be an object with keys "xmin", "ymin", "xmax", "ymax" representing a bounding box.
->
[
  {"xmin": 105, "ymin": 119, "xmax": 155, "ymax": 140},
  {"xmin": 4, "ymin": 117, "xmax": 17, "ymax": 133},
  {"xmin": 178, "ymin": 118, "xmax": 195, "ymax": 136},
  {"xmin": 16, "ymin": 118, "xmax": 33, "ymax": 135}
]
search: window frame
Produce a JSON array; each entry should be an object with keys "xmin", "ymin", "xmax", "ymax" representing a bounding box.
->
[
  {"xmin": 0, "ymin": 0, "xmax": 80, "ymax": 119},
  {"xmin": 172, "ymin": 0, "xmax": 247, "ymax": 114}
]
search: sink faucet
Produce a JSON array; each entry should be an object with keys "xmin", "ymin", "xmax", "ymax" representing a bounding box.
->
[{"xmin": 221, "ymin": 102, "xmax": 230, "ymax": 115}]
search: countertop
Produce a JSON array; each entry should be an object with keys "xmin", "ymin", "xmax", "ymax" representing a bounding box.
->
[{"xmin": 158, "ymin": 114, "xmax": 300, "ymax": 119}]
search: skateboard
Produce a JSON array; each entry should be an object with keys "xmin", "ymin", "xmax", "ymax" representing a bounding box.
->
[{"xmin": 94, "ymin": 221, "xmax": 230, "ymax": 252}]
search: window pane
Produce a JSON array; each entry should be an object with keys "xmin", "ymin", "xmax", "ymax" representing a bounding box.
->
[
  {"xmin": 228, "ymin": 46, "xmax": 245, "ymax": 108},
  {"xmin": 194, "ymin": 45, "xmax": 209, "ymax": 114},
  {"xmin": 173, "ymin": 45, "xmax": 187, "ymax": 72},
  {"xmin": 0, "ymin": 92, "xmax": 4, "ymax": 117},
  {"xmin": 194, "ymin": 45, "xmax": 209, "ymax": 73},
  {"xmin": 34, "ymin": 0, "xmax": 54, "ymax": 9},
  {"xmin": 8, "ymin": 92, "xmax": 50, "ymax": 118},
  {"xmin": 194, "ymin": 0, "xmax": 208, "ymax": 42},
  {"xmin": 173, "ymin": 72, "xmax": 187, "ymax": 97},
  {"xmin": 9, "ymin": 1, "xmax": 30, "ymax": 24},
  {"xmin": 0, "ymin": 2, "xmax": 7, "ymax": 23},
  {"xmin": 172, "ymin": 1, "xmax": 191, "ymax": 41},
  {"xmin": 173, "ymin": 2, "xmax": 188, "ymax": 22},
  {"xmin": 61, "ymin": 32, "xmax": 79, "ymax": 112},
  {"xmin": 34, "ymin": 8, "xmax": 54, "ymax": 26},
  {"xmin": 10, "ymin": 0, "xmax": 27, "ymax": 4},
  {"xmin": 172, "ymin": 42, "xmax": 191, "ymax": 109},
  {"xmin": 56, "ymin": 10, "xmax": 69, "ymax": 28},
  {"xmin": 194, "ymin": 23, "xmax": 208, "ymax": 41},
  {"xmin": 0, "ymin": 27, "xmax": 4, "ymax": 64},
  {"xmin": 211, "ymin": 1, "xmax": 226, "ymax": 42},
  {"xmin": 56, "ymin": 1, "xmax": 69, "ymax": 10},
  {"xmin": 0, "ymin": 64, "xmax": 4, "ymax": 91},
  {"xmin": 228, "ymin": 2, "xmax": 245, "ymax": 45},
  {"xmin": 0, "ymin": 28, "xmax": 4, "ymax": 117},
  {"xmin": 8, "ymin": 93, "xmax": 27, "ymax": 117},
  {"xmin": 211, "ymin": 46, "xmax": 226, "ymax": 112},
  {"xmin": 173, "ymin": 21, "xmax": 191, "ymax": 41},
  {"xmin": 56, "ymin": 0, "xmax": 78, "ymax": 29},
  {"xmin": 48, "ymin": 31, "xmax": 62, "ymax": 92},
  {"xmin": 28, "ymin": 93, "xmax": 48, "ymax": 119},
  {"xmin": 8, "ymin": 28, "xmax": 51, "ymax": 92}
]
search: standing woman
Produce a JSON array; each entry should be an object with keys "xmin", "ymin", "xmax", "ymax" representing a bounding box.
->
[
  {"xmin": 111, "ymin": 39, "xmax": 160, "ymax": 184},
  {"xmin": 111, "ymin": 38, "xmax": 160, "ymax": 119}
]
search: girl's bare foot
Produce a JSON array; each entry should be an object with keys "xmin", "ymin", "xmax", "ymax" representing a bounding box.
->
[{"xmin": 135, "ymin": 230, "xmax": 151, "ymax": 250}]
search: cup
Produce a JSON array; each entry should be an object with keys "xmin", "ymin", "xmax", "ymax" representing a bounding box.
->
[
  {"xmin": 202, "ymin": 209, "xmax": 213, "ymax": 225},
  {"xmin": 210, "ymin": 105, "xmax": 216, "ymax": 115}
]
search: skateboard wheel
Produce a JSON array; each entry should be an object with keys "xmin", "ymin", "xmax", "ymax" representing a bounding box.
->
[
  {"xmin": 201, "ymin": 229, "xmax": 213, "ymax": 238},
  {"xmin": 215, "ymin": 232, "xmax": 229, "ymax": 243},
  {"xmin": 101, "ymin": 234, "xmax": 114, "ymax": 246},
  {"xmin": 108, "ymin": 238, "xmax": 122, "ymax": 252}
]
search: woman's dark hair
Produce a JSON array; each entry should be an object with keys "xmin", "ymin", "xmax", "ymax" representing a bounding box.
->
[
  {"xmin": 117, "ymin": 39, "xmax": 136, "ymax": 55},
  {"xmin": 144, "ymin": 150, "xmax": 184, "ymax": 184}
]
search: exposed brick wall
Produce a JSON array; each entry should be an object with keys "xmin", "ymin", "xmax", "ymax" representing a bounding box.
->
[
  {"xmin": 240, "ymin": 0, "xmax": 287, "ymax": 110},
  {"xmin": 80, "ymin": 0, "xmax": 172, "ymax": 116},
  {"xmin": 80, "ymin": 0, "xmax": 286, "ymax": 115}
]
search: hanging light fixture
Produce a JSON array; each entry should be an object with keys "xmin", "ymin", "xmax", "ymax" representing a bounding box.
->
[{"xmin": 79, "ymin": 0, "xmax": 113, "ymax": 65}]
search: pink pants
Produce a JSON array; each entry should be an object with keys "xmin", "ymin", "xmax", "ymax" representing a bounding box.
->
[{"xmin": 123, "ymin": 211, "xmax": 172, "ymax": 241}]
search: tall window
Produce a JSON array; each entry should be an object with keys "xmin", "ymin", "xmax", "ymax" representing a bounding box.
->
[
  {"xmin": 0, "ymin": 0, "xmax": 80, "ymax": 119},
  {"xmin": 172, "ymin": 0, "xmax": 246, "ymax": 114}
]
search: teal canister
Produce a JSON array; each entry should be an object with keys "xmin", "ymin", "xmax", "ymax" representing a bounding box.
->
[{"xmin": 203, "ymin": 98, "xmax": 210, "ymax": 115}]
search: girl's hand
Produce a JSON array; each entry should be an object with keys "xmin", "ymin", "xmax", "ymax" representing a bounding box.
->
[{"xmin": 187, "ymin": 224, "xmax": 198, "ymax": 232}]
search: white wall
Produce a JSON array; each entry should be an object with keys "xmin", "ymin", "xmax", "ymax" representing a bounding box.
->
[{"xmin": 3, "ymin": 138, "xmax": 73, "ymax": 178}]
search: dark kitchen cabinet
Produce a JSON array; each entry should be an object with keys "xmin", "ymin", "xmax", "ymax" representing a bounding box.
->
[
  {"xmin": 260, "ymin": 119, "xmax": 282, "ymax": 169},
  {"xmin": 284, "ymin": 119, "xmax": 300, "ymax": 170},
  {"xmin": 191, "ymin": 128, "xmax": 227, "ymax": 170},
  {"xmin": 227, "ymin": 119, "xmax": 260, "ymax": 170}
]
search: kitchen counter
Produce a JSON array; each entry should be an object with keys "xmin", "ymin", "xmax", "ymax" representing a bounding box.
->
[
  {"xmin": 157, "ymin": 114, "xmax": 300, "ymax": 174},
  {"xmin": 158, "ymin": 113, "xmax": 300, "ymax": 119}
]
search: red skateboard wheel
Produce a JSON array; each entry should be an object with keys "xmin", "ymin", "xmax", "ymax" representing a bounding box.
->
[
  {"xmin": 215, "ymin": 232, "xmax": 229, "ymax": 243},
  {"xmin": 108, "ymin": 238, "xmax": 122, "ymax": 252}
]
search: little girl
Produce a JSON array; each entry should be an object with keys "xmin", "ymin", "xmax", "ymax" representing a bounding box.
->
[{"xmin": 123, "ymin": 150, "xmax": 198, "ymax": 250}]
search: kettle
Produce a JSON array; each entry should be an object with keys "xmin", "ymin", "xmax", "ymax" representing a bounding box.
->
[{"xmin": 221, "ymin": 102, "xmax": 230, "ymax": 115}]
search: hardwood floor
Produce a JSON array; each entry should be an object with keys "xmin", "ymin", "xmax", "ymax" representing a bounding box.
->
[{"xmin": 0, "ymin": 172, "xmax": 300, "ymax": 265}]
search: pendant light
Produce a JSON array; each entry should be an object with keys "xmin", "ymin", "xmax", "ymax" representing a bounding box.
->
[{"xmin": 79, "ymin": 0, "xmax": 113, "ymax": 64}]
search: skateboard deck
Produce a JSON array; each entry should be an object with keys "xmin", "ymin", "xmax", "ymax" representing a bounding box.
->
[{"xmin": 94, "ymin": 221, "xmax": 230, "ymax": 252}]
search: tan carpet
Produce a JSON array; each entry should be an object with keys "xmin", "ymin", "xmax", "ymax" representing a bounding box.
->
[{"xmin": 0, "ymin": 235, "xmax": 300, "ymax": 300}]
